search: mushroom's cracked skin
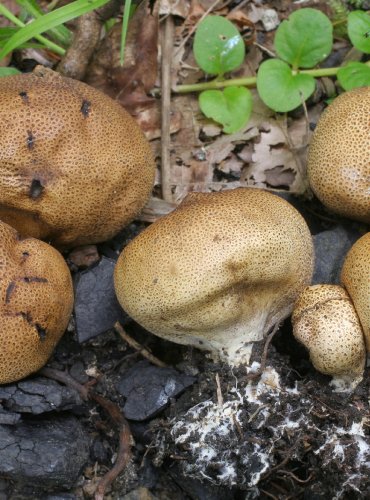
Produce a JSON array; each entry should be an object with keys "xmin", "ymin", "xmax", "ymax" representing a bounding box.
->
[
  {"xmin": 0, "ymin": 66, "xmax": 155, "ymax": 248},
  {"xmin": 307, "ymin": 87, "xmax": 370, "ymax": 224},
  {"xmin": 341, "ymin": 232, "xmax": 370, "ymax": 350},
  {"xmin": 0, "ymin": 221, "xmax": 73, "ymax": 384},
  {"xmin": 114, "ymin": 188, "xmax": 314, "ymax": 365}
]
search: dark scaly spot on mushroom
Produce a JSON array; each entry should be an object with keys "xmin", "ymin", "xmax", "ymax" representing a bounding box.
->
[
  {"xmin": 17, "ymin": 311, "xmax": 33, "ymax": 323},
  {"xmin": 15, "ymin": 311, "xmax": 47, "ymax": 341},
  {"xmin": 27, "ymin": 131, "xmax": 35, "ymax": 150},
  {"xmin": 35, "ymin": 323, "xmax": 46, "ymax": 341},
  {"xmin": 80, "ymin": 99, "xmax": 91, "ymax": 118},
  {"xmin": 19, "ymin": 91, "xmax": 29, "ymax": 104},
  {"xmin": 5, "ymin": 282, "xmax": 16, "ymax": 303},
  {"xmin": 29, "ymin": 178, "xmax": 44, "ymax": 199},
  {"xmin": 21, "ymin": 276, "xmax": 48, "ymax": 283}
]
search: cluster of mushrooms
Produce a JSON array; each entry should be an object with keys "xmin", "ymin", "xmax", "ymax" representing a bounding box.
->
[{"xmin": 0, "ymin": 67, "xmax": 368, "ymax": 393}]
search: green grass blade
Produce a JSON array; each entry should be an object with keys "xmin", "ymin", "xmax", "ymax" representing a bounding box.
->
[
  {"xmin": 15, "ymin": 0, "xmax": 72, "ymax": 46},
  {"xmin": 0, "ymin": 0, "xmax": 110, "ymax": 60},
  {"xmin": 0, "ymin": 67, "xmax": 21, "ymax": 77},
  {"xmin": 120, "ymin": 0, "xmax": 132, "ymax": 65},
  {"xmin": 0, "ymin": 3, "xmax": 66, "ymax": 55}
]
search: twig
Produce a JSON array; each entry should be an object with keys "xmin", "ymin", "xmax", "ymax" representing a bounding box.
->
[
  {"xmin": 93, "ymin": 393, "xmax": 133, "ymax": 500},
  {"xmin": 262, "ymin": 439, "xmax": 301, "ymax": 480},
  {"xmin": 215, "ymin": 373, "xmax": 224, "ymax": 407},
  {"xmin": 277, "ymin": 469, "xmax": 314, "ymax": 484},
  {"xmin": 39, "ymin": 366, "xmax": 133, "ymax": 499},
  {"xmin": 114, "ymin": 321, "xmax": 168, "ymax": 368},
  {"xmin": 40, "ymin": 367, "xmax": 91, "ymax": 400},
  {"xmin": 161, "ymin": 15, "xmax": 174, "ymax": 202},
  {"xmin": 259, "ymin": 490, "xmax": 278, "ymax": 500},
  {"xmin": 57, "ymin": 0, "xmax": 121, "ymax": 79},
  {"xmin": 246, "ymin": 322, "xmax": 280, "ymax": 381}
]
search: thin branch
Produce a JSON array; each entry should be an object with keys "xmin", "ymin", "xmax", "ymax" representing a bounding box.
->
[
  {"xmin": 161, "ymin": 15, "xmax": 174, "ymax": 202},
  {"xmin": 114, "ymin": 322, "xmax": 168, "ymax": 368}
]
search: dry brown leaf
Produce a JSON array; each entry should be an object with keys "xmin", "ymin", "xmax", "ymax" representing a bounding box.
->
[{"xmin": 85, "ymin": 1, "xmax": 158, "ymax": 115}]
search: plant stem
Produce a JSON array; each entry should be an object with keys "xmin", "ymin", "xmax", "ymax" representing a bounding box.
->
[
  {"xmin": 174, "ymin": 76, "xmax": 257, "ymax": 93},
  {"xmin": 173, "ymin": 62, "xmax": 370, "ymax": 94},
  {"xmin": 0, "ymin": 4, "xmax": 66, "ymax": 56}
]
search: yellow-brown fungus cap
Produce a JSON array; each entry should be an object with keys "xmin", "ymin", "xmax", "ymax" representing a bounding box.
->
[
  {"xmin": 341, "ymin": 232, "xmax": 370, "ymax": 350},
  {"xmin": 0, "ymin": 66, "xmax": 155, "ymax": 247},
  {"xmin": 307, "ymin": 87, "xmax": 370, "ymax": 223},
  {"xmin": 114, "ymin": 188, "xmax": 314, "ymax": 365},
  {"xmin": 0, "ymin": 221, "xmax": 73, "ymax": 384},
  {"xmin": 292, "ymin": 284, "xmax": 365, "ymax": 381}
]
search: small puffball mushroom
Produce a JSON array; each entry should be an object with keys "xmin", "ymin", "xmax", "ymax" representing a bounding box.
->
[
  {"xmin": 114, "ymin": 188, "xmax": 314, "ymax": 365},
  {"xmin": 307, "ymin": 87, "xmax": 370, "ymax": 223},
  {"xmin": 0, "ymin": 66, "xmax": 155, "ymax": 247},
  {"xmin": 0, "ymin": 221, "xmax": 73, "ymax": 384},
  {"xmin": 341, "ymin": 232, "xmax": 370, "ymax": 350},
  {"xmin": 292, "ymin": 285, "xmax": 366, "ymax": 390}
]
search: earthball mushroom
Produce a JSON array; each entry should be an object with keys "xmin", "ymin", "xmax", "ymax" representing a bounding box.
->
[
  {"xmin": 114, "ymin": 188, "xmax": 314, "ymax": 365},
  {"xmin": 0, "ymin": 66, "xmax": 155, "ymax": 247},
  {"xmin": 341, "ymin": 232, "xmax": 370, "ymax": 350},
  {"xmin": 0, "ymin": 221, "xmax": 73, "ymax": 384},
  {"xmin": 292, "ymin": 284, "xmax": 366, "ymax": 391},
  {"xmin": 307, "ymin": 87, "xmax": 370, "ymax": 223}
]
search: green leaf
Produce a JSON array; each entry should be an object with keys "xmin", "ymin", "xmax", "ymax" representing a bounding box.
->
[
  {"xmin": 199, "ymin": 86, "xmax": 252, "ymax": 133},
  {"xmin": 0, "ymin": 67, "xmax": 21, "ymax": 77},
  {"xmin": 348, "ymin": 10, "xmax": 370, "ymax": 53},
  {"xmin": 0, "ymin": 0, "xmax": 110, "ymax": 60},
  {"xmin": 337, "ymin": 62, "xmax": 370, "ymax": 90},
  {"xmin": 16, "ymin": 0, "xmax": 72, "ymax": 46},
  {"xmin": 256, "ymin": 59, "xmax": 316, "ymax": 112},
  {"xmin": 275, "ymin": 8, "xmax": 333, "ymax": 69},
  {"xmin": 193, "ymin": 16, "xmax": 245, "ymax": 76}
]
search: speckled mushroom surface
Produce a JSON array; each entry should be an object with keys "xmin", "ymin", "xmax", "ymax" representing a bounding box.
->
[
  {"xmin": 0, "ymin": 221, "xmax": 73, "ymax": 384},
  {"xmin": 114, "ymin": 188, "xmax": 314, "ymax": 365},
  {"xmin": 307, "ymin": 87, "xmax": 370, "ymax": 223},
  {"xmin": 341, "ymin": 232, "xmax": 370, "ymax": 350},
  {"xmin": 0, "ymin": 66, "xmax": 155, "ymax": 247},
  {"xmin": 292, "ymin": 284, "xmax": 366, "ymax": 385}
]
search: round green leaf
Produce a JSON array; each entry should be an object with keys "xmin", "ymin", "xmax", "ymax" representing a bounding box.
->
[
  {"xmin": 199, "ymin": 86, "xmax": 252, "ymax": 134},
  {"xmin": 274, "ymin": 8, "xmax": 333, "ymax": 69},
  {"xmin": 193, "ymin": 16, "xmax": 245, "ymax": 76},
  {"xmin": 337, "ymin": 62, "xmax": 370, "ymax": 90},
  {"xmin": 256, "ymin": 59, "xmax": 316, "ymax": 112},
  {"xmin": 348, "ymin": 11, "xmax": 370, "ymax": 54}
]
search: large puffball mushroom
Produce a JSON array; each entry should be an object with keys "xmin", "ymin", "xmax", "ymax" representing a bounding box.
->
[
  {"xmin": 307, "ymin": 87, "xmax": 370, "ymax": 224},
  {"xmin": 292, "ymin": 284, "xmax": 366, "ymax": 391},
  {"xmin": 341, "ymin": 232, "xmax": 370, "ymax": 350},
  {"xmin": 114, "ymin": 188, "xmax": 314, "ymax": 365},
  {"xmin": 0, "ymin": 66, "xmax": 155, "ymax": 248},
  {"xmin": 0, "ymin": 221, "xmax": 73, "ymax": 384}
]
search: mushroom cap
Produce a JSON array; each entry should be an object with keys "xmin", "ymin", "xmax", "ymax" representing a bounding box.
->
[
  {"xmin": 341, "ymin": 232, "xmax": 370, "ymax": 350},
  {"xmin": 114, "ymin": 188, "xmax": 314, "ymax": 365},
  {"xmin": 0, "ymin": 66, "xmax": 155, "ymax": 247},
  {"xmin": 292, "ymin": 284, "xmax": 366, "ymax": 380},
  {"xmin": 307, "ymin": 87, "xmax": 370, "ymax": 223},
  {"xmin": 0, "ymin": 221, "xmax": 73, "ymax": 384}
]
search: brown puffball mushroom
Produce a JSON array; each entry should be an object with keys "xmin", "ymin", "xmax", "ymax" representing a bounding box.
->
[
  {"xmin": 0, "ymin": 66, "xmax": 155, "ymax": 248},
  {"xmin": 292, "ymin": 284, "xmax": 366, "ymax": 391},
  {"xmin": 0, "ymin": 221, "xmax": 73, "ymax": 384},
  {"xmin": 307, "ymin": 87, "xmax": 370, "ymax": 224},
  {"xmin": 341, "ymin": 232, "xmax": 370, "ymax": 350},
  {"xmin": 114, "ymin": 188, "xmax": 314, "ymax": 365}
]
